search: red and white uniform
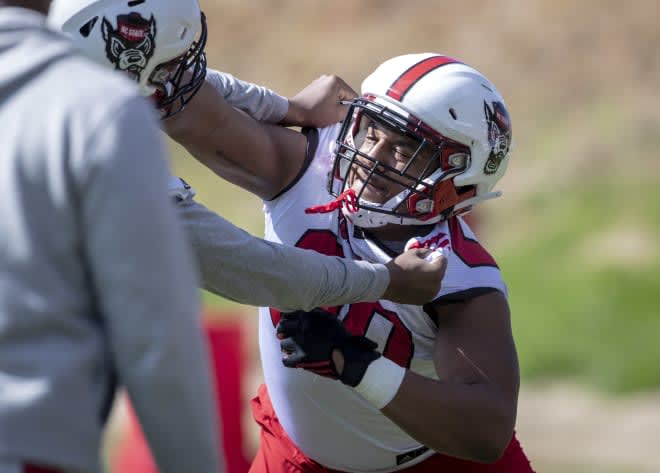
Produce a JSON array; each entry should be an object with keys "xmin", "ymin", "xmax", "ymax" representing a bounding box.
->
[{"xmin": 257, "ymin": 124, "xmax": 516, "ymax": 473}]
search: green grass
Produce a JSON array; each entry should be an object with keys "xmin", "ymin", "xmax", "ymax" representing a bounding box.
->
[{"xmin": 496, "ymin": 176, "xmax": 660, "ymax": 393}]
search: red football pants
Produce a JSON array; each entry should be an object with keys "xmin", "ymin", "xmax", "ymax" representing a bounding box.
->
[{"xmin": 249, "ymin": 384, "xmax": 535, "ymax": 473}]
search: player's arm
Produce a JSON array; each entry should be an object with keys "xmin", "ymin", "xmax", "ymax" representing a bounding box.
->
[
  {"xmin": 162, "ymin": 70, "xmax": 355, "ymax": 198},
  {"xmin": 171, "ymin": 181, "xmax": 446, "ymax": 308},
  {"xmin": 171, "ymin": 68, "xmax": 355, "ymax": 126},
  {"xmin": 278, "ymin": 289, "xmax": 519, "ymax": 463},
  {"xmin": 82, "ymin": 97, "xmax": 221, "ymax": 473},
  {"xmin": 202, "ymin": 68, "xmax": 289, "ymax": 123},
  {"xmin": 381, "ymin": 290, "xmax": 519, "ymax": 462},
  {"xmin": 163, "ymin": 76, "xmax": 307, "ymax": 200}
]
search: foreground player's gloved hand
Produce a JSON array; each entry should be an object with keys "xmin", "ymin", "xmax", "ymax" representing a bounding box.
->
[{"xmin": 276, "ymin": 309, "xmax": 380, "ymax": 386}]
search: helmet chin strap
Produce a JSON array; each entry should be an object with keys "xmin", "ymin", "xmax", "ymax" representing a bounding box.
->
[
  {"xmin": 304, "ymin": 187, "xmax": 409, "ymax": 228},
  {"xmin": 341, "ymin": 191, "xmax": 407, "ymax": 228},
  {"xmin": 343, "ymin": 183, "xmax": 502, "ymax": 229},
  {"xmin": 316, "ymin": 169, "xmax": 450, "ymax": 228},
  {"xmin": 342, "ymin": 167, "xmax": 451, "ymax": 228},
  {"xmin": 342, "ymin": 204, "xmax": 447, "ymax": 228},
  {"xmin": 317, "ymin": 151, "xmax": 496, "ymax": 228},
  {"xmin": 305, "ymin": 189, "xmax": 358, "ymax": 215}
]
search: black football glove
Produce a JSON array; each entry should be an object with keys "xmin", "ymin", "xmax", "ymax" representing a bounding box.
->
[{"xmin": 276, "ymin": 309, "xmax": 381, "ymax": 387}]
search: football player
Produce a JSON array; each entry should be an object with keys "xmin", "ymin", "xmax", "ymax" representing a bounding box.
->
[{"xmin": 165, "ymin": 53, "xmax": 536, "ymax": 472}]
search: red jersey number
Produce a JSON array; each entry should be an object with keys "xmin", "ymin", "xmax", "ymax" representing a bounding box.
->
[{"xmin": 269, "ymin": 229, "xmax": 414, "ymax": 368}]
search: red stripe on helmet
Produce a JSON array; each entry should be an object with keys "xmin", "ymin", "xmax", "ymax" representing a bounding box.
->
[{"xmin": 387, "ymin": 55, "xmax": 459, "ymax": 101}]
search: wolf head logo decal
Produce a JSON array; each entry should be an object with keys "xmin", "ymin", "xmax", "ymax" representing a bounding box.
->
[
  {"xmin": 483, "ymin": 101, "xmax": 512, "ymax": 175},
  {"xmin": 101, "ymin": 12, "xmax": 157, "ymax": 82}
]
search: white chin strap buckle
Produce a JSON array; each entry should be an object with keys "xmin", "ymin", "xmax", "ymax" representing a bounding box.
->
[{"xmin": 414, "ymin": 199, "xmax": 434, "ymax": 213}]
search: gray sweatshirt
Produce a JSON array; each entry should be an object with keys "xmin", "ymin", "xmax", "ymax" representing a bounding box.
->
[{"xmin": 0, "ymin": 8, "xmax": 220, "ymax": 473}]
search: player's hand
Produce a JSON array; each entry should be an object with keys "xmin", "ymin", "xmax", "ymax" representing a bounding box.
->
[
  {"xmin": 277, "ymin": 309, "xmax": 380, "ymax": 387},
  {"xmin": 279, "ymin": 74, "xmax": 357, "ymax": 128},
  {"xmin": 382, "ymin": 248, "xmax": 448, "ymax": 304}
]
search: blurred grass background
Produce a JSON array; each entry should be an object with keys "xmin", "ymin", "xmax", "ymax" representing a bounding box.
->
[{"xmin": 162, "ymin": 1, "xmax": 659, "ymax": 471}]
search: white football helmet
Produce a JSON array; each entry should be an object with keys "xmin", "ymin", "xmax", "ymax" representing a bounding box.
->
[
  {"xmin": 49, "ymin": 0, "xmax": 207, "ymax": 117},
  {"xmin": 328, "ymin": 53, "xmax": 512, "ymax": 228}
]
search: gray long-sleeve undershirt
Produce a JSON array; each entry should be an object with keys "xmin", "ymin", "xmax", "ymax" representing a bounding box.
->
[
  {"xmin": 206, "ymin": 68, "xmax": 289, "ymax": 123},
  {"xmin": 173, "ymin": 187, "xmax": 389, "ymax": 312}
]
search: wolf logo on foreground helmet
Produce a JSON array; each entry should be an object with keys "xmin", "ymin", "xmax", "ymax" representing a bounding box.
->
[
  {"xmin": 101, "ymin": 13, "xmax": 156, "ymax": 82},
  {"xmin": 49, "ymin": 0, "xmax": 207, "ymax": 117}
]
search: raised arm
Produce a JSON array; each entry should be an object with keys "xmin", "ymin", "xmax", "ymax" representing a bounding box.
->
[
  {"xmin": 204, "ymin": 68, "xmax": 290, "ymax": 123},
  {"xmin": 179, "ymin": 68, "xmax": 356, "ymax": 126},
  {"xmin": 382, "ymin": 290, "xmax": 519, "ymax": 462},
  {"xmin": 162, "ymin": 70, "xmax": 355, "ymax": 199},
  {"xmin": 163, "ymin": 76, "xmax": 308, "ymax": 200}
]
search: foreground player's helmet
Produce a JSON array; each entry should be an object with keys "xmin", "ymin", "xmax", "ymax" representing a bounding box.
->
[
  {"xmin": 49, "ymin": 0, "xmax": 207, "ymax": 117},
  {"xmin": 329, "ymin": 53, "xmax": 512, "ymax": 228}
]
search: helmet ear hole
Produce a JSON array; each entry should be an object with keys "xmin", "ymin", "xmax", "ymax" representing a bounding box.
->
[
  {"xmin": 440, "ymin": 143, "xmax": 470, "ymax": 172},
  {"xmin": 457, "ymin": 185, "xmax": 476, "ymax": 196},
  {"xmin": 78, "ymin": 17, "xmax": 98, "ymax": 37},
  {"xmin": 448, "ymin": 153, "xmax": 467, "ymax": 168}
]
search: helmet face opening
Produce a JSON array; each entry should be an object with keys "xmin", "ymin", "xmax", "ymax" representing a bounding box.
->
[
  {"xmin": 330, "ymin": 96, "xmax": 471, "ymax": 226},
  {"xmin": 152, "ymin": 12, "xmax": 208, "ymax": 118}
]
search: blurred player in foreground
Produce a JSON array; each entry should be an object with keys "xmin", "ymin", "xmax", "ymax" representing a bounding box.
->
[{"xmin": 0, "ymin": 1, "xmax": 221, "ymax": 473}]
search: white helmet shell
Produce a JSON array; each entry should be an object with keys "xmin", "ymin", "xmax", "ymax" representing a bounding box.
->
[
  {"xmin": 49, "ymin": 0, "xmax": 206, "ymax": 104},
  {"xmin": 361, "ymin": 53, "xmax": 512, "ymax": 198},
  {"xmin": 329, "ymin": 53, "xmax": 513, "ymax": 227}
]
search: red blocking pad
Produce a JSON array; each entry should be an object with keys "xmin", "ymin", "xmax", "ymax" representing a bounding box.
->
[{"xmin": 110, "ymin": 316, "xmax": 251, "ymax": 473}]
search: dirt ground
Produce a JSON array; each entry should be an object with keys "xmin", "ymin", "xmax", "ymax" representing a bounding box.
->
[{"xmin": 515, "ymin": 382, "xmax": 660, "ymax": 473}]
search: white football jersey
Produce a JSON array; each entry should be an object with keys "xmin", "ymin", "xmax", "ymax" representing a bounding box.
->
[{"xmin": 258, "ymin": 124, "xmax": 507, "ymax": 473}]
